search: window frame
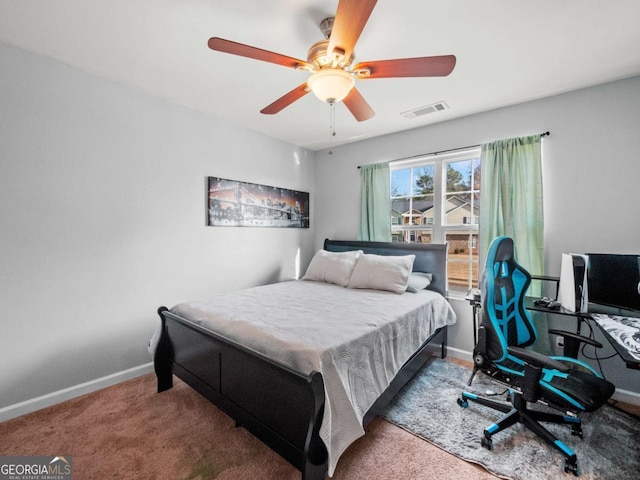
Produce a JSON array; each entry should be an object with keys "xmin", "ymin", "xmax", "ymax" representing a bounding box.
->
[{"xmin": 390, "ymin": 147, "xmax": 481, "ymax": 296}]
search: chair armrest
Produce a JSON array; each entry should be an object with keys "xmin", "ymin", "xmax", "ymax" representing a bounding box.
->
[
  {"xmin": 548, "ymin": 329, "xmax": 603, "ymax": 349},
  {"xmin": 507, "ymin": 346, "xmax": 570, "ymax": 372}
]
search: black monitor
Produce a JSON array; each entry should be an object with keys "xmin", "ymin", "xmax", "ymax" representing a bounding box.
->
[{"xmin": 586, "ymin": 253, "xmax": 640, "ymax": 314}]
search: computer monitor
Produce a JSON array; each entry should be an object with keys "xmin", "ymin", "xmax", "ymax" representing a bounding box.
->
[{"xmin": 586, "ymin": 253, "xmax": 640, "ymax": 314}]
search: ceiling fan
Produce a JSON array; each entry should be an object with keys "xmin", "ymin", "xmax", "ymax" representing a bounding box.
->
[{"xmin": 208, "ymin": 0, "xmax": 456, "ymax": 122}]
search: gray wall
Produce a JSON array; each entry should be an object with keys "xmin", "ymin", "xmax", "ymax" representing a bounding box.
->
[
  {"xmin": 2, "ymin": 38, "xmax": 638, "ymax": 412},
  {"xmin": 313, "ymin": 75, "xmax": 640, "ymax": 396},
  {"xmin": 0, "ymin": 42, "xmax": 316, "ymax": 410}
]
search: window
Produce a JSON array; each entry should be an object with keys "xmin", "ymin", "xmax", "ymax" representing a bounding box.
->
[{"xmin": 390, "ymin": 148, "xmax": 481, "ymax": 294}]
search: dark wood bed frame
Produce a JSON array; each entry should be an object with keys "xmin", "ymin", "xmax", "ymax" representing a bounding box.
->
[{"xmin": 154, "ymin": 239, "xmax": 450, "ymax": 480}]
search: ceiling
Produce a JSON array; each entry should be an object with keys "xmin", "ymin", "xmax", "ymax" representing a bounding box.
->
[{"xmin": 1, "ymin": 1, "xmax": 639, "ymax": 151}]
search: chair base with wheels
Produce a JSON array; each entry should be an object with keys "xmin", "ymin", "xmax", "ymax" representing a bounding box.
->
[{"xmin": 458, "ymin": 388, "xmax": 581, "ymax": 475}]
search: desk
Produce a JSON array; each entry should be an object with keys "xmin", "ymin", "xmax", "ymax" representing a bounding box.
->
[
  {"xmin": 525, "ymin": 297, "xmax": 640, "ymax": 370},
  {"xmin": 591, "ymin": 314, "xmax": 640, "ymax": 370},
  {"xmin": 465, "ymin": 289, "xmax": 481, "ymax": 347},
  {"xmin": 524, "ymin": 297, "xmax": 589, "ymax": 333}
]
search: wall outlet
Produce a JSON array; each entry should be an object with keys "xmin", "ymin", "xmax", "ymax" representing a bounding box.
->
[{"xmin": 555, "ymin": 336, "xmax": 564, "ymax": 348}]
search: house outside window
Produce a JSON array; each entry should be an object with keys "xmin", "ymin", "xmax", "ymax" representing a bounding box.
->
[{"xmin": 390, "ymin": 148, "xmax": 481, "ymax": 294}]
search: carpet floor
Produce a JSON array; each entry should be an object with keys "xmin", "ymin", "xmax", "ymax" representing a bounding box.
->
[
  {"xmin": 383, "ymin": 359, "xmax": 640, "ymax": 480},
  {"xmin": 0, "ymin": 371, "xmax": 496, "ymax": 480}
]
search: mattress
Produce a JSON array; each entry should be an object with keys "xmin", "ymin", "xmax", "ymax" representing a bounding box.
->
[{"xmin": 169, "ymin": 279, "xmax": 457, "ymax": 475}]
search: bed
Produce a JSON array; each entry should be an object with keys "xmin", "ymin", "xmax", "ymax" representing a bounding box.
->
[{"xmin": 153, "ymin": 239, "xmax": 456, "ymax": 479}]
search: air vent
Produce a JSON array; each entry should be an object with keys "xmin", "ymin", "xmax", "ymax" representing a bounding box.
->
[{"xmin": 402, "ymin": 101, "xmax": 449, "ymax": 119}]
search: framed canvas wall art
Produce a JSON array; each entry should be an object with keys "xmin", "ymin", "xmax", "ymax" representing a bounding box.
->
[{"xmin": 207, "ymin": 177, "xmax": 310, "ymax": 228}]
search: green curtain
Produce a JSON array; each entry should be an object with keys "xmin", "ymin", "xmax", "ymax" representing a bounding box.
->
[
  {"xmin": 480, "ymin": 135, "xmax": 544, "ymax": 295},
  {"xmin": 358, "ymin": 162, "xmax": 391, "ymax": 242}
]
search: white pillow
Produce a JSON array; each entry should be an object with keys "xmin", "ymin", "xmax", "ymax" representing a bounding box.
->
[
  {"xmin": 406, "ymin": 272, "xmax": 433, "ymax": 293},
  {"xmin": 348, "ymin": 254, "xmax": 415, "ymax": 294},
  {"xmin": 302, "ymin": 249, "xmax": 362, "ymax": 287}
]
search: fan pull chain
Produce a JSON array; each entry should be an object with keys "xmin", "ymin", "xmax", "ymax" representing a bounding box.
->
[{"xmin": 328, "ymin": 100, "xmax": 336, "ymax": 155}]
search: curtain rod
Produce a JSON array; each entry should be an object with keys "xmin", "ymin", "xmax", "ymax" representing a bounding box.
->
[{"xmin": 357, "ymin": 131, "xmax": 550, "ymax": 168}]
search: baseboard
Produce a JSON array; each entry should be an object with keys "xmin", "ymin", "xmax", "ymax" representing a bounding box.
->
[
  {"xmin": 445, "ymin": 346, "xmax": 473, "ymax": 362},
  {"xmin": 0, "ymin": 362, "xmax": 154, "ymax": 423},
  {"xmin": 612, "ymin": 387, "xmax": 640, "ymax": 406},
  {"xmin": 2, "ymin": 354, "xmax": 637, "ymax": 424}
]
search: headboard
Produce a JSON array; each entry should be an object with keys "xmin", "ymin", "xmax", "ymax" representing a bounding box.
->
[{"xmin": 323, "ymin": 239, "xmax": 448, "ymax": 297}]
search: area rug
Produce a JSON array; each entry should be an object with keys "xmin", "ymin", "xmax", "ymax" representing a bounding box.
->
[{"xmin": 382, "ymin": 359, "xmax": 640, "ymax": 480}]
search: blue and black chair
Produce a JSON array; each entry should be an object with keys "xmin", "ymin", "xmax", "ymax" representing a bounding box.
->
[{"xmin": 458, "ymin": 236, "xmax": 615, "ymax": 476}]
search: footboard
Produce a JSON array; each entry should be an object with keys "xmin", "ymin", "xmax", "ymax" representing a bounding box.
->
[{"xmin": 154, "ymin": 307, "xmax": 328, "ymax": 480}]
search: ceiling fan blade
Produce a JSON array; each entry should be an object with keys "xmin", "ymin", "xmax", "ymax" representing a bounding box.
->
[
  {"xmin": 260, "ymin": 84, "xmax": 310, "ymax": 115},
  {"xmin": 354, "ymin": 55, "xmax": 457, "ymax": 78},
  {"xmin": 208, "ymin": 37, "xmax": 311, "ymax": 70},
  {"xmin": 343, "ymin": 88, "xmax": 375, "ymax": 122},
  {"xmin": 327, "ymin": 0, "xmax": 377, "ymax": 62}
]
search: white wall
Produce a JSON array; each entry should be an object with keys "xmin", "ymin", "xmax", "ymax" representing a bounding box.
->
[
  {"xmin": 0, "ymin": 42, "xmax": 316, "ymax": 411},
  {"xmin": 313, "ymin": 75, "xmax": 640, "ymax": 395}
]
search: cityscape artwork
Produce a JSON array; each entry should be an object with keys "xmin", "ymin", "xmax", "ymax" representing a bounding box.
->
[{"xmin": 207, "ymin": 177, "xmax": 310, "ymax": 228}]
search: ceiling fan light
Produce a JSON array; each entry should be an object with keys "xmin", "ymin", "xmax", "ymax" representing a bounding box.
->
[{"xmin": 307, "ymin": 68, "xmax": 355, "ymax": 103}]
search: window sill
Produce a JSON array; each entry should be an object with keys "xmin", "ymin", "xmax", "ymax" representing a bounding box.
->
[{"xmin": 447, "ymin": 289, "xmax": 471, "ymax": 301}]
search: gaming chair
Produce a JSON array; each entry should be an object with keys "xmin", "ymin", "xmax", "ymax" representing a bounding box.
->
[{"xmin": 458, "ymin": 236, "xmax": 615, "ymax": 475}]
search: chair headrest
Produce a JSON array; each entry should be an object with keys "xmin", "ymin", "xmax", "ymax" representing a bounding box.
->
[{"xmin": 490, "ymin": 236, "xmax": 515, "ymax": 263}]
